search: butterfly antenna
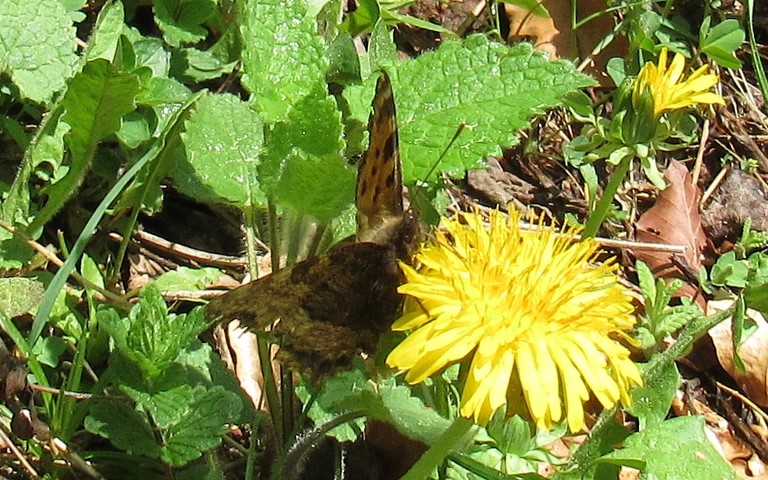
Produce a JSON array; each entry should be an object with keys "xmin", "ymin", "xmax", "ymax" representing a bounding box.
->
[{"xmin": 412, "ymin": 122, "xmax": 466, "ymax": 198}]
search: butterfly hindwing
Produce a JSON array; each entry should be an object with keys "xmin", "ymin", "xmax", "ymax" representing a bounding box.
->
[{"xmin": 205, "ymin": 243, "xmax": 401, "ymax": 375}]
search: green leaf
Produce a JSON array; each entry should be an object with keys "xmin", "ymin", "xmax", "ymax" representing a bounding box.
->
[
  {"xmin": 154, "ymin": 0, "xmax": 216, "ymax": 47},
  {"xmin": 700, "ymin": 18, "xmax": 744, "ymax": 69},
  {"xmin": 173, "ymin": 92, "xmax": 265, "ymax": 206},
  {"xmin": 731, "ymin": 295, "xmax": 754, "ymax": 372},
  {"xmin": 28, "ymin": 60, "xmax": 140, "ymax": 232},
  {"xmin": 0, "ymin": 0, "xmax": 78, "ymax": 103},
  {"xmin": 379, "ymin": 379, "xmax": 451, "ymax": 446},
  {"xmin": 85, "ymin": 0, "xmax": 125, "ymax": 62},
  {"xmin": 260, "ymin": 87, "xmax": 349, "ymax": 222},
  {"xmin": 85, "ymin": 399, "xmax": 161, "ymax": 459},
  {"xmin": 711, "ymin": 251, "xmax": 749, "ymax": 288},
  {"xmin": 347, "ymin": 38, "xmax": 595, "ymax": 184},
  {"xmin": 596, "ymin": 416, "xmax": 737, "ymax": 480},
  {"xmin": 0, "ymin": 277, "xmax": 45, "ymax": 317},
  {"xmin": 239, "ymin": 0, "xmax": 328, "ymax": 123},
  {"xmin": 103, "ymin": 285, "xmax": 208, "ymax": 380},
  {"xmin": 153, "ymin": 267, "xmax": 224, "ymax": 292},
  {"xmin": 30, "ymin": 335, "xmax": 67, "ymax": 367},
  {"xmin": 341, "ymin": 0, "xmax": 380, "ymax": 36},
  {"xmin": 148, "ymin": 385, "xmax": 242, "ymax": 467},
  {"xmin": 60, "ymin": 0, "xmax": 87, "ymax": 22},
  {"xmin": 297, "ymin": 369, "xmax": 373, "ymax": 441},
  {"xmin": 745, "ymin": 252, "xmax": 768, "ymax": 314},
  {"xmin": 175, "ymin": 47, "xmax": 238, "ymax": 82},
  {"xmin": 627, "ymin": 363, "xmax": 679, "ymax": 430}
]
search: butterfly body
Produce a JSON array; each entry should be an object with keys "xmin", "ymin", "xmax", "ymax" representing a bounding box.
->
[{"xmin": 206, "ymin": 73, "xmax": 416, "ymax": 377}]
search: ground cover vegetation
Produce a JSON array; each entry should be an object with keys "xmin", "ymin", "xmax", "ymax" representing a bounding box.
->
[{"xmin": 0, "ymin": 0, "xmax": 767, "ymax": 479}]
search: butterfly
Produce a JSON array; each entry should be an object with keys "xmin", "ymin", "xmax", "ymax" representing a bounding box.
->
[{"xmin": 206, "ymin": 72, "xmax": 418, "ymax": 378}]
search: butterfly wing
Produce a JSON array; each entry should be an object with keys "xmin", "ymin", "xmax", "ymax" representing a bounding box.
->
[
  {"xmin": 356, "ymin": 73, "xmax": 404, "ymax": 245},
  {"xmin": 206, "ymin": 72, "xmax": 411, "ymax": 378},
  {"xmin": 206, "ymin": 243, "xmax": 402, "ymax": 376}
]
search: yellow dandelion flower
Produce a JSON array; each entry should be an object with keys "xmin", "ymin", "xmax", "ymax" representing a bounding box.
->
[
  {"xmin": 386, "ymin": 209, "xmax": 642, "ymax": 432},
  {"xmin": 634, "ymin": 47, "xmax": 725, "ymax": 116}
]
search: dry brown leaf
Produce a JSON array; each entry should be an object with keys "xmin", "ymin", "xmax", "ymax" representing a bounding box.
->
[
  {"xmin": 708, "ymin": 299, "xmax": 768, "ymax": 407},
  {"xmin": 634, "ymin": 160, "xmax": 707, "ymax": 299},
  {"xmin": 504, "ymin": 0, "xmax": 627, "ymax": 85}
]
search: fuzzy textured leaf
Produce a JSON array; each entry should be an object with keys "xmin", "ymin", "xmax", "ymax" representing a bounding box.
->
[
  {"xmin": 174, "ymin": 92, "xmax": 265, "ymax": 207},
  {"xmin": 627, "ymin": 363, "xmax": 680, "ymax": 429},
  {"xmin": 85, "ymin": 400, "xmax": 161, "ymax": 459},
  {"xmin": 260, "ymin": 86, "xmax": 349, "ymax": 222},
  {"xmin": 149, "ymin": 385, "xmax": 242, "ymax": 466},
  {"xmin": 347, "ymin": 37, "xmax": 594, "ymax": 184},
  {"xmin": 239, "ymin": 0, "xmax": 328, "ymax": 123},
  {"xmin": 153, "ymin": 267, "xmax": 224, "ymax": 292},
  {"xmin": 0, "ymin": 0, "xmax": 78, "ymax": 103},
  {"xmin": 0, "ymin": 277, "xmax": 45, "ymax": 317}
]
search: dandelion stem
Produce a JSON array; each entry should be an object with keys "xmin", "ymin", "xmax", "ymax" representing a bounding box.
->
[
  {"xmin": 400, "ymin": 416, "xmax": 475, "ymax": 480},
  {"xmin": 583, "ymin": 156, "xmax": 632, "ymax": 238}
]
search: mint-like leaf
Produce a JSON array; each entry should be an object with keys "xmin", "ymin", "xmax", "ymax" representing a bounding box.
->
[
  {"xmin": 85, "ymin": 400, "xmax": 161, "ymax": 459},
  {"xmin": 174, "ymin": 92, "xmax": 265, "ymax": 206},
  {"xmin": 104, "ymin": 284, "xmax": 208, "ymax": 380},
  {"xmin": 149, "ymin": 385, "xmax": 242, "ymax": 467},
  {"xmin": 0, "ymin": 0, "xmax": 77, "ymax": 103},
  {"xmin": 239, "ymin": 0, "xmax": 328, "ymax": 123},
  {"xmin": 154, "ymin": 0, "xmax": 216, "ymax": 47},
  {"xmin": 261, "ymin": 86, "xmax": 349, "ymax": 222},
  {"xmin": 346, "ymin": 37, "xmax": 595, "ymax": 184}
]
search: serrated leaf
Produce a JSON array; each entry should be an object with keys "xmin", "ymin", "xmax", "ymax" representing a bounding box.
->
[
  {"xmin": 397, "ymin": 38, "xmax": 594, "ymax": 182},
  {"xmin": 597, "ymin": 416, "xmax": 736, "ymax": 480},
  {"xmin": 0, "ymin": 0, "xmax": 78, "ymax": 103},
  {"xmin": 0, "ymin": 277, "xmax": 45, "ymax": 317},
  {"xmin": 28, "ymin": 60, "xmax": 140, "ymax": 232},
  {"xmin": 346, "ymin": 37, "xmax": 594, "ymax": 185},
  {"xmin": 154, "ymin": 0, "xmax": 216, "ymax": 47},
  {"xmin": 260, "ymin": 86, "xmax": 349, "ymax": 222},
  {"xmin": 104, "ymin": 285, "xmax": 208, "ymax": 379},
  {"xmin": 148, "ymin": 385, "xmax": 242, "ymax": 467},
  {"xmin": 173, "ymin": 92, "xmax": 265, "ymax": 206},
  {"xmin": 655, "ymin": 303, "xmax": 699, "ymax": 339},
  {"xmin": 239, "ymin": 0, "xmax": 328, "ymax": 123},
  {"xmin": 85, "ymin": 400, "xmax": 161, "ymax": 459}
]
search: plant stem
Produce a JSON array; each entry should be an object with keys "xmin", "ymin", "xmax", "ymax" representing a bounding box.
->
[
  {"xmin": 401, "ymin": 416, "xmax": 475, "ymax": 480},
  {"xmin": 583, "ymin": 156, "xmax": 632, "ymax": 238},
  {"xmin": 243, "ymin": 202, "xmax": 284, "ymax": 446}
]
